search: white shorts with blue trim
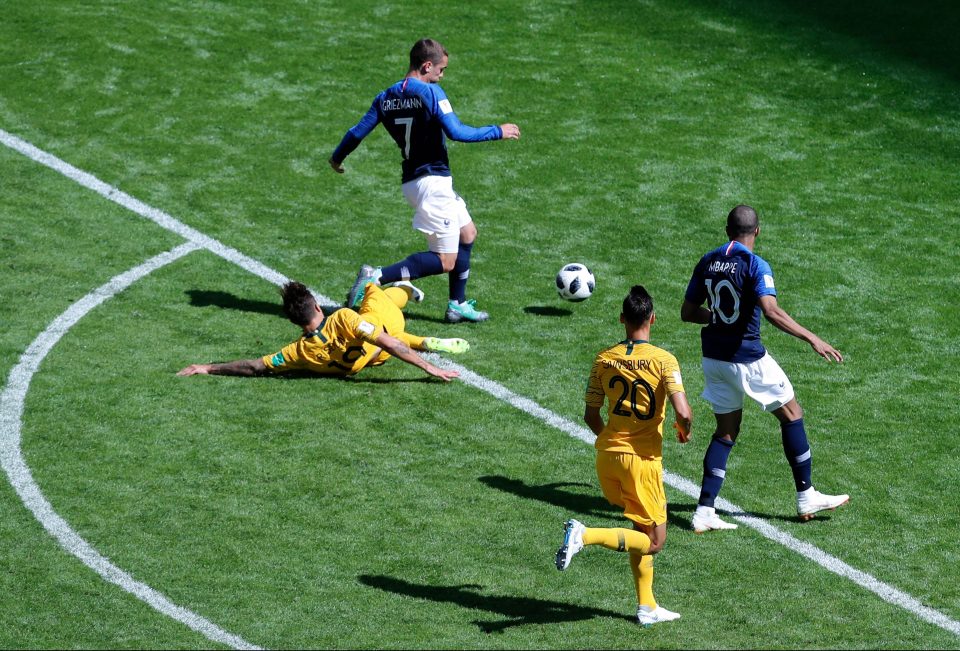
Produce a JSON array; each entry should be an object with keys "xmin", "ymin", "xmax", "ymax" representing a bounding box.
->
[
  {"xmin": 701, "ymin": 353, "xmax": 795, "ymax": 414},
  {"xmin": 401, "ymin": 175, "xmax": 472, "ymax": 254}
]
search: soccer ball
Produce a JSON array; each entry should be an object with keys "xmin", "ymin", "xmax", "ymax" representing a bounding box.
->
[{"xmin": 556, "ymin": 263, "xmax": 595, "ymax": 302}]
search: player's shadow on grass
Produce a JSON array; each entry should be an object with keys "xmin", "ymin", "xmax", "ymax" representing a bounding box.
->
[
  {"xmin": 341, "ymin": 375, "xmax": 442, "ymax": 384},
  {"xmin": 377, "ymin": 306, "xmax": 574, "ymax": 322},
  {"xmin": 523, "ymin": 305, "xmax": 573, "ymax": 317},
  {"xmin": 718, "ymin": 507, "xmax": 843, "ymax": 526},
  {"xmin": 479, "ymin": 475, "xmax": 696, "ymax": 529},
  {"xmin": 401, "ymin": 311, "xmax": 450, "ymax": 325},
  {"xmin": 186, "ymin": 289, "xmax": 283, "ymax": 316},
  {"xmin": 479, "ymin": 476, "xmax": 616, "ymax": 520},
  {"xmin": 358, "ymin": 574, "xmax": 633, "ymax": 633},
  {"xmin": 185, "ymin": 290, "xmax": 342, "ymax": 317},
  {"xmin": 248, "ymin": 370, "xmax": 439, "ymax": 384}
]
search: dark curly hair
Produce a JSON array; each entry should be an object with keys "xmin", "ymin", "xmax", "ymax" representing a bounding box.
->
[{"xmin": 280, "ymin": 281, "xmax": 316, "ymax": 326}]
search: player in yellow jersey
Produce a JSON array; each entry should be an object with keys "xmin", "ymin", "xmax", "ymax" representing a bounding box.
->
[
  {"xmin": 555, "ymin": 285, "xmax": 693, "ymax": 627},
  {"xmin": 177, "ymin": 280, "xmax": 467, "ymax": 380}
]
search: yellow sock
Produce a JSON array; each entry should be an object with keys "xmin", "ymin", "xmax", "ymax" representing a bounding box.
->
[
  {"xmin": 397, "ymin": 332, "xmax": 426, "ymax": 350},
  {"xmin": 630, "ymin": 551, "xmax": 656, "ymax": 608},
  {"xmin": 582, "ymin": 527, "xmax": 651, "ymax": 554}
]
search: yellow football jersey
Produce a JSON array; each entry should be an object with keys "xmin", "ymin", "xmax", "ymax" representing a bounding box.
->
[
  {"xmin": 262, "ymin": 308, "xmax": 384, "ymax": 376},
  {"xmin": 585, "ymin": 339, "xmax": 685, "ymax": 458}
]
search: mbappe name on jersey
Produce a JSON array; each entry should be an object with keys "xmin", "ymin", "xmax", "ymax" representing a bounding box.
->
[{"xmin": 707, "ymin": 260, "xmax": 739, "ymax": 274}]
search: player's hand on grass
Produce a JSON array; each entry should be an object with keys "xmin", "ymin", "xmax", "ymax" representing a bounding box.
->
[
  {"xmin": 500, "ymin": 123, "xmax": 520, "ymax": 140},
  {"xmin": 674, "ymin": 422, "xmax": 691, "ymax": 443},
  {"xmin": 177, "ymin": 364, "xmax": 212, "ymax": 376},
  {"xmin": 426, "ymin": 365, "xmax": 459, "ymax": 382}
]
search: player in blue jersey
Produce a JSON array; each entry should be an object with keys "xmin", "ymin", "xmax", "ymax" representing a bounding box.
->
[
  {"xmin": 680, "ymin": 205, "xmax": 849, "ymax": 532},
  {"xmin": 330, "ymin": 38, "xmax": 521, "ymax": 323}
]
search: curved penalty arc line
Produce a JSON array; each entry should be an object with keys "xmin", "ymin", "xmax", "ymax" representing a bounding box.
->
[
  {"xmin": 0, "ymin": 241, "xmax": 262, "ymax": 651},
  {"xmin": 2, "ymin": 126, "xmax": 959, "ymax": 641}
]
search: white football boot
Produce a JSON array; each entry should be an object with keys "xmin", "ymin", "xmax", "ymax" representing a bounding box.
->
[
  {"xmin": 637, "ymin": 604, "xmax": 681, "ymax": 627},
  {"xmin": 389, "ymin": 280, "xmax": 425, "ymax": 303},
  {"xmin": 691, "ymin": 505, "xmax": 738, "ymax": 533},
  {"xmin": 797, "ymin": 487, "xmax": 849, "ymax": 521},
  {"xmin": 554, "ymin": 519, "xmax": 585, "ymax": 571}
]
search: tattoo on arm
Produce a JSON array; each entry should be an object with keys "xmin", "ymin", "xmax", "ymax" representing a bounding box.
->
[{"xmin": 212, "ymin": 359, "xmax": 266, "ymax": 376}]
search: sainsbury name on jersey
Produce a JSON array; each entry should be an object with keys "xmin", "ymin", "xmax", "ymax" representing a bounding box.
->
[{"xmin": 601, "ymin": 358, "xmax": 653, "ymax": 371}]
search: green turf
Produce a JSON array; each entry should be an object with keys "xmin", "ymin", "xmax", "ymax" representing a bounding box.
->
[{"xmin": 2, "ymin": 0, "xmax": 959, "ymax": 648}]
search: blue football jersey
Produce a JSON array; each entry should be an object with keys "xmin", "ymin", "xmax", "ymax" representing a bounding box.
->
[
  {"xmin": 684, "ymin": 241, "xmax": 777, "ymax": 363},
  {"xmin": 331, "ymin": 78, "xmax": 502, "ymax": 183}
]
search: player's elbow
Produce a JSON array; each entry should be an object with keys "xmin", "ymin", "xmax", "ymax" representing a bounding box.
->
[
  {"xmin": 679, "ymin": 301, "xmax": 698, "ymax": 323},
  {"xmin": 761, "ymin": 305, "xmax": 787, "ymax": 326}
]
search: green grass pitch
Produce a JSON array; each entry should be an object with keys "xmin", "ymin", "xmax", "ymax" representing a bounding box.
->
[{"xmin": 2, "ymin": 1, "xmax": 959, "ymax": 648}]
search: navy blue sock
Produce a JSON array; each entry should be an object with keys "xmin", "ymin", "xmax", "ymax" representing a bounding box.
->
[
  {"xmin": 781, "ymin": 418, "xmax": 813, "ymax": 492},
  {"xmin": 699, "ymin": 436, "xmax": 735, "ymax": 508},
  {"xmin": 379, "ymin": 252, "xmax": 444, "ymax": 284},
  {"xmin": 448, "ymin": 241, "xmax": 473, "ymax": 303}
]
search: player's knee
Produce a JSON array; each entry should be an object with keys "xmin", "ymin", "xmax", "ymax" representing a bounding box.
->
[
  {"xmin": 634, "ymin": 522, "xmax": 663, "ymax": 554},
  {"xmin": 438, "ymin": 253, "xmax": 457, "ymax": 272},
  {"xmin": 460, "ymin": 222, "xmax": 477, "ymax": 243},
  {"xmin": 787, "ymin": 402, "xmax": 803, "ymax": 421},
  {"xmin": 774, "ymin": 399, "xmax": 803, "ymax": 423}
]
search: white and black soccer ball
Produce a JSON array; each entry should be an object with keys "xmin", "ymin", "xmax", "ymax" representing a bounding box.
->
[{"xmin": 556, "ymin": 263, "xmax": 595, "ymax": 302}]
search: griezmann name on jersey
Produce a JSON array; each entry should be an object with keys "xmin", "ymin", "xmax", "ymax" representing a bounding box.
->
[{"xmin": 331, "ymin": 77, "xmax": 502, "ymax": 183}]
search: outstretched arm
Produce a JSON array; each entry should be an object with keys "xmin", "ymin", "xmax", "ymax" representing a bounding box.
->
[
  {"xmin": 177, "ymin": 358, "xmax": 269, "ymax": 377},
  {"xmin": 330, "ymin": 101, "xmax": 380, "ymax": 173},
  {"xmin": 374, "ymin": 332, "xmax": 459, "ymax": 382},
  {"xmin": 438, "ymin": 110, "xmax": 518, "ymax": 143},
  {"xmin": 758, "ymin": 295, "xmax": 844, "ymax": 362}
]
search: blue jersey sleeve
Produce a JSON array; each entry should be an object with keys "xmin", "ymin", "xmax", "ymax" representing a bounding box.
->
[
  {"xmin": 330, "ymin": 98, "xmax": 381, "ymax": 164},
  {"xmin": 439, "ymin": 110, "xmax": 502, "ymax": 142},
  {"xmin": 751, "ymin": 255, "xmax": 777, "ymax": 298},
  {"xmin": 684, "ymin": 257, "xmax": 708, "ymax": 304},
  {"xmin": 431, "ymin": 85, "xmax": 502, "ymax": 142}
]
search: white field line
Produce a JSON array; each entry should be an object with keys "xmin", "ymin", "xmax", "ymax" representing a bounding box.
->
[
  {"xmin": 0, "ymin": 242, "xmax": 262, "ymax": 651},
  {"xmin": 436, "ymin": 363, "xmax": 960, "ymax": 636},
  {"xmin": 0, "ymin": 129, "xmax": 289, "ymax": 289},
  {"xmin": 2, "ymin": 126, "xmax": 959, "ymax": 640}
]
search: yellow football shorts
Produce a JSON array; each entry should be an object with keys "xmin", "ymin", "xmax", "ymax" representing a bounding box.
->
[
  {"xmin": 358, "ymin": 284, "xmax": 409, "ymax": 367},
  {"xmin": 595, "ymin": 451, "xmax": 667, "ymax": 528}
]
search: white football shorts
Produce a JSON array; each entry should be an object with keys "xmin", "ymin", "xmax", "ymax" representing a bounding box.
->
[
  {"xmin": 701, "ymin": 353, "xmax": 795, "ymax": 414},
  {"xmin": 401, "ymin": 175, "xmax": 472, "ymax": 254}
]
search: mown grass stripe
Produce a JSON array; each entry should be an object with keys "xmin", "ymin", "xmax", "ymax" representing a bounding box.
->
[
  {"xmin": 0, "ymin": 128, "xmax": 291, "ymax": 292},
  {"xmin": 0, "ymin": 241, "xmax": 262, "ymax": 650},
  {"xmin": 432, "ymin": 350, "xmax": 960, "ymax": 638},
  {"xmin": 3, "ymin": 126, "xmax": 958, "ymax": 640}
]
